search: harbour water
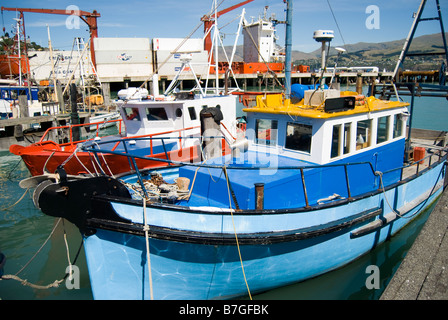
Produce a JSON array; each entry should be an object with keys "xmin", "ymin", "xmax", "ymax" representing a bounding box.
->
[{"xmin": 0, "ymin": 91, "xmax": 446, "ymax": 300}]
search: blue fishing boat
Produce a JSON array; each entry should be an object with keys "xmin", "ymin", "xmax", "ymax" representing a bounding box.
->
[{"xmin": 26, "ymin": 0, "xmax": 448, "ymax": 300}]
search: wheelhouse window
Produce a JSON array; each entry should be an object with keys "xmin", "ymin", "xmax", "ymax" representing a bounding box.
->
[
  {"xmin": 356, "ymin": 119, "xmax": 372, "ymax": 150},
  {"xmin": 124, "ymin": 107, "xmax": 141, "ymax": 121},
  {"xmin": 255, "ymin": 119, "xmax": 278, "ymax": 146},
  {"xmin": 331, "ymin": 123, "xmax": 351, "ymax": 158},
  {"xmin": 188, "ymin": 107, "xmax": 197, "ymax": 120},
  {"xmin": 393, "ymin": 114, "xmax": 404, "ymax": 138},
  {"xmin": 285, "ymin": 122, "xmax": 312, "ymax": 153},
  {"xmin": 343, "ymin": 123, "xmax": 351, "ymax": 154},
  {"xmin": 331, "ymin": 124, "xmax": 341, "ymax": 158},
  {"xmin": 146, "ymin": 107, "xmax": 168, "ymax": 121},
  {"xmin": 377, "ymin": 116, "xmax": 390, "ymax": 144}
]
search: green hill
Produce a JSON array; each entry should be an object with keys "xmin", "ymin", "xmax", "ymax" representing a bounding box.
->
[
  {"xmin": 224, "ymin": 32, "xmax": 447, "ymax": 72},
  {"xmin": 300, "ymin": 32, "xmax": 448, "ymax": 72}
]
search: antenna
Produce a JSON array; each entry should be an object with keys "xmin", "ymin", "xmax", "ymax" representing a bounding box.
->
[
  {"xmin": 313, "ymin": 30, "xmax": 334, "ymax": 72},
  {"xmin": 329, "ymin": 47, "xmax": 346, "ymax": 86},
  {"xmin": 313, "ymin": 30, "xmax": 334, "ymax": 88}
]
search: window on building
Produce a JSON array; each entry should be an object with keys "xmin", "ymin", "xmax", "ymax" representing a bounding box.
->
[
  {"xmin": 146, "ymin": 107, "xmax": 168, "ymax": 121},
  {"xmin": 285, "ymin": 122, "xmax": 312, "ymax": 153},
  {"xmin": 356, "ymin": 119, "xmax": 372, "ymax": 150},
  {"xmin": 377, "ymin": 116, "xmax": 390, "ymax": 144},
  {"xmin": 255, "ymin": 119, "xmax": 278, "ymax": 146}
]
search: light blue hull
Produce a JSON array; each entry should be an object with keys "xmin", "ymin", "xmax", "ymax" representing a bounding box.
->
[{"xmin": 83, "ymin": 161, "xmax": 445, "ymax": 300}]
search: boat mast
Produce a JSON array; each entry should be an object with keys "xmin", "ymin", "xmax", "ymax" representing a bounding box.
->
[
  {"xmin": 214, "ymin": 0, "xmax": 219, "ymax": 95},
  {"xmin": 284, "ymin": 0, "xmax": 293, "ymax": 99},
  {"xmin": 47, "ymin": 25, "xmax": 58, "ymax": 101},
  {"xmin": 13, "ymin": 18, "xmax": 22, "ymax": 86}
]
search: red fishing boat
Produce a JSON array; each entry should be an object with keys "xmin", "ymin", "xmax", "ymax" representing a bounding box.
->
[{"xmin": 10, "ymin": 91, "xmax": 237, "ymax": 176}]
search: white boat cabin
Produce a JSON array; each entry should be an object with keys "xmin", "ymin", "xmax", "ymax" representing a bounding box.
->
[
  {"xmin": 243, "ymin": 92, "xmax": 410, "ymax": 165},
  {"xmin": 117, "ymin": 94, "xmax": 237, "ymax": 147}
]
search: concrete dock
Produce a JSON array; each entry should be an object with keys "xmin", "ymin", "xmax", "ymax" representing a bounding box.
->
[{"xmin": 380, "ymin": 185, "xmax": 448, "ymax": 300}]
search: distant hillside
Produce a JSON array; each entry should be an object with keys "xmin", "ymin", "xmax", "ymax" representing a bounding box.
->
[{"xmin": 223, "ymin": 32, "xmax": 447, "ymax": 72}]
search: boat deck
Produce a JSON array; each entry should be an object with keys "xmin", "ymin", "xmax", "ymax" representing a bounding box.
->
[{"xmin": 401, "ymin": 141, "xmax": 447, "ymax": 181}]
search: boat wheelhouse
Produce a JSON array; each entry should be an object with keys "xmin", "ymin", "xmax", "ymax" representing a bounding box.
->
[{"xmin": 245, "ymin": 92, "xmax": 408, "ymax": 165}]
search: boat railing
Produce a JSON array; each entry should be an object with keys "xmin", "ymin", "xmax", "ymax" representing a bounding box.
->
[
  {"xmin": 82, "ymin": 137, "xmax": 448, "ymax": 209},
  {"xmin": 104, "ymin": 125, "xmax": 201, "ymax": 154},
  {"xmin": 37, "ymin": 118, "xmax": 204, "ymax": 156},
  {"xmin": 38, "ymin": 118, "xmax": 124, "ymax": 147}
]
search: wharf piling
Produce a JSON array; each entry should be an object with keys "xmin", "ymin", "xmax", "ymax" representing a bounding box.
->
[{"xmin": 380, "ymin": 184, "xmax": 448, "ymax": 300}]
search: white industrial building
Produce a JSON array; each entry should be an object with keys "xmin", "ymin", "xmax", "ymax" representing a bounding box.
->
[
  {"xmin": 28, "ymin": 49, "xmax": 94, "ymax": 83},
  {"xmin": 27, "ymin": 37, "xmax": 211, "ymax": 103},
  {"xmin": 29, "ymin": 37, "xmax": 210, "ymax": 83}
]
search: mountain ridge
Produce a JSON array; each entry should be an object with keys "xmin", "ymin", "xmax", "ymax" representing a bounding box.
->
[{"xmin": 224, "ymin": 32, "xmax": 447, "ymax": 71}]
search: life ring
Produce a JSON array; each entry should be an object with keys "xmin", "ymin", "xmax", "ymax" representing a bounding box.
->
[{"xmin": 355, "ymin": 95, "xmax": 366, "ymax": 106}]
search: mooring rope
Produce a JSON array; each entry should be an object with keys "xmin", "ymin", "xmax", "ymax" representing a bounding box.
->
[
  {"xmin": 0, "ymin": 188, "xmax": 29, "ymax": 211},
  {"xmin": 376, "ymin": 161, "xmax": 445, "ymax": 220},
  {"xmin": 1, "ymin": 274, "xmax": 63, "ymax": 290},
  {"xmin": 0, "ymin": 218, "xmax": 83, "ymax": 290},
  {"xmin": 142, "ymin": 198, "xmax": 154, "ymax": 300},
  {"xmin": 6, "ymin": 157, "xmax": 23, "ymax": 180},
  {"xmin": 0, "ymin": 218, "xmax": 62, "ymax": 288},
  {"xmin": 223, "ymin": 167, "xmax": 252, "ymax": 300}
]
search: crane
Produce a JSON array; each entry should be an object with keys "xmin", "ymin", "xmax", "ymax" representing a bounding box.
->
[
  {"xmin": 1, "ymin": 7, "xmax": 100, "ymax": 67},
  {"xmin": 201, "ymin": 0, "xmax": 254, "ymax": 62}
]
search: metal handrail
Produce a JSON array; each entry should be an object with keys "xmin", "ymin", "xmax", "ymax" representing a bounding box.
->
[
  {"xmin": 38, "ymin": 118, "xmax": 124, "ymax": 146},
  {"xmin": 83, "ymin": 138, "xmax": 448, "ymax": 208}
]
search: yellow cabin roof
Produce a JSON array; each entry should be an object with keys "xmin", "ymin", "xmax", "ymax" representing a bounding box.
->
[{"xmin": 242, "ymin": 92, "xmax": 409, "ymax": 119}]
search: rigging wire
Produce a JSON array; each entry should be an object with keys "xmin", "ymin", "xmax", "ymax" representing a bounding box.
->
[{"xmin": 326, "ymin": 0, "xmax": 347, "ymax": 51}]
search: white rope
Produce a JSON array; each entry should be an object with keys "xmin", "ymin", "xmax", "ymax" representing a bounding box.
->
[
  {"xmin": 73, "ymin": 150, "xmax": 94, "ymax": 176},
  {"xmin": 376, "ymin": 170, "xmax": 432, "ymax": 220},
  {"xmin": 0, "ymin": 218, "xmax": 65, "ymax": 289},
  {"xmin": 223, "ymin": 167, "xmax": 252, "ymax": 300},
  {"xmin": 0, "ymin": 188, "xmax": 29, "ymax": 211},
  {"xmin": 62, "ymin": 220, "xmax": 73, "ymax": 282},
  {"xmin": 92, "ymin": 141, "xmax": 116, "ymax": 178},
  {"xmin": 377, "ymin": 171, "xmax": 410, "ymax": 219},
  {"xmin": 143, "ymin": 199, "xmax": 154, "ymax": 300},
  {"xmin": 1, "ymin": 274, "xmax": 63, "ymax": 289}
]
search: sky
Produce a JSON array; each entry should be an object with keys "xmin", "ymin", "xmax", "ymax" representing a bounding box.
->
[{"xmin": 1, "ymin": 0, "xmax": 446, "ymax": 53}]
